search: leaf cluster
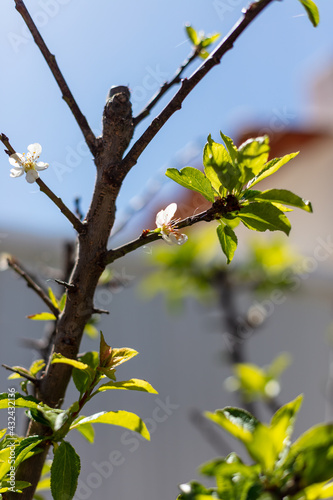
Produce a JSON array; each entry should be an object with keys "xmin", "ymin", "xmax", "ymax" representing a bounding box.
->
[
  {"xmin": 166, "ymin": 132, "xmax": 312, "ymax": 263},
  {"xmin": 179, "ymin": 396, "xmax": 333, "ymax": 500},
  {"xmin": 0, "ymin": 333, "xmax": 157, "ymax": 500}
]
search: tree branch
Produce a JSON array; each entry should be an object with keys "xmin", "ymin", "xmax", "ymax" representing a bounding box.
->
[
  {"xmin": 13, "ymin": 0, "xmax": 97, "ymax": 156},
  {"xmin": 7, "ymin": 257, "xmax": 59, "ymax": 318},
  {"xmin": 105, "ymin": 206, "xmax": 218, "ymax": 265},
  {"xmin": 36, "ymin": 178, "xmax": 84, "ymax": 233},
  {"xmin": 0, "ymin": 133, "xmax": 84, "ymax": 233},
  {"xmin": 2, "ymin": 364, "xmax": 38, "ymax": 384},
  {"xmin": 119, "ymin": 0, "xmax": 274, "ymax": 179},
  {"xmin": 133, "ymin": 50, "xmax": 198, "ymax": 126}
]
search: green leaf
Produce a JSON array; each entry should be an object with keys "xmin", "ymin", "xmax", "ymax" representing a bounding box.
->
[
  {"xmin": 216, "ymin": 223, "xmax": 238, "ymax": 264},
  {"xmin": 201, "ymin": 33, "xmax": 220, "ymax": 47},
  {"xmin": 96, "ymin": 367, "xmax": 117, "ymax": 381},
  {"xmin": 185, "ymin": 25, "xmax": 200, "ymax": 45},
  {"xmin": 288, "ymin": 423, "xmax": 333, "ymax": 485},
  {"xmin": 198, "ymin": 49, "xmax": 210, "ymax": 60},
  {"xmin": 1, "ymin": 480, "xmax": 31, "ymax": 493},
  {"xmin": 166, "ymin": 167, "xmax": 216, "ymax": 202},
  {"xmin": 48, "ymin": 287, "xmax": 59, "ymax": 309},
  {"xmin": 95, "ymin": 378, "xmax": 158, "ymax": 394},
  {"xmin": 299, "ymin": 481, "xmax": 333, "ymax": 500},
  {"xmin": 108, "ymin": 347, "xmax": 139, "ymax": 368},
  {"xmin": 250, "ymin": 189, "xmax": 312, "ymax": 213},
  {"xmin": 237, "ymin": 136, "xmax": 270, "ymax": 185},
  {"xmin": 27, "ymin": 313, "xmax": 57, "ymax": 321},
  {"xmin": 247, "ymin": 152, "xmax": 299, "ymax": 188},
  {"xmin": 59, "ymin": 293, "xmax": 66, "ymax": 311},
  {"xmin": 0, "ymin": 392, "xmax": 39, "ymax": 409},
  {"xmin": 238, "ymin": 202, "xmax": 291, "ymax": 235},
  {"xmin": 51, "ymin": 353, "xmax": 89, "ymax": 371},
  {"xmin": 203, "ymin": 136, "xmax": 240, "ymax": 193},
  {"xmin": 205, "ymin": 407, "xmax": 259, "ymax": 444},
  {"xmin": 298, "ymin": 0, "xmax": 320, "ymax": 27},
  {"xmin": 74, "ymin": 421, "xmax": 95, "ymax": 444},
  {"xmin": 269, "ymin": 394, "xmax": 303, "ymax": 448},
  {"xmin": 83, "ymin": 323, "xmax": 99, "ymax": 338},
  {"xmin": 14, "ymin": 436, "xmax": 45, "ymax": 469},
  {"xmin": 70, "ymin": 410, "xmax": 150, "ymax": 441},
  {"xmin": 50, "ymin": 441, "xmax": 80, "ymax": 500},
  {"xmin": 29, "ymin": 360, "xmax": 46, "ymax": 376}
]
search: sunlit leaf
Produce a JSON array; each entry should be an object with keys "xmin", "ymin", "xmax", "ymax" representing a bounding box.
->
[
  {"xmin": 70, "ymin": 411, "xmax": 150, "ymax": 440},
  {"xmin": 298, "ymin": 0, "xmax": 320, "ymax": 27},
  {"xmin": 27, "ymin": 313, "xmax": 57, "ymax": 321},
  {"xmin": 247, "ymin": 152, "xmax": 299, "ymax": 188},
  {"xmin": 166, "ymin": 167, "xmax": 216, "ymax": 202},
  {"xmin": 48, "ymin": 287, "xmax": 59, "ymax": 309},
  {"xmin": 51, "ymin": 353, "xmax": 88, "ymax": 371},
  {"xmin": 95, "ymin": 378, "xmax": 158, "ymax": 394}
]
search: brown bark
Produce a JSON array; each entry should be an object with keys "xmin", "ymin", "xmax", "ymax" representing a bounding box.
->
[{"xmin": 7, "ymin": 88, "xmax": 133, "ymax": 500}]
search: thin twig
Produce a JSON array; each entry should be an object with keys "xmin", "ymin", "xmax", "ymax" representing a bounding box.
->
[
  {"xmin": 2, "ymin": 364, "xmax": 38, "ymax": 385},
  {"xmin": 7, "ymin": 257, "xmax": 59, "ymax": 318},
  {"xmin": 119, "ymin": 0, "xmax": 274, "ymax": 178},
  {"xmin": 13, "ymin": 0, "xmax": 97, "ymax": 156},
  {"xmin": 36, "ymin": 179, "xmax": 85, "ymax": 233},
  {"xmin": 105, "ymin": 207, "xmax": 217, "ymax": 265},
  {"xmin": 0, "ymin": 133, "xmax": 84, "ymax": 233},
  {"xmin": 134, "ymin": 50, "xmax": 198, "ymax": 126}
]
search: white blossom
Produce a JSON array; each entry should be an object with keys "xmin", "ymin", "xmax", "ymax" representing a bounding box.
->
[
  {"xmin": 9, "ymin": 143, "xmax": 49, "ymax": 183},
  {"xmin": 155, "ymin": 203, "xmax": 188, "ymax": 245}
]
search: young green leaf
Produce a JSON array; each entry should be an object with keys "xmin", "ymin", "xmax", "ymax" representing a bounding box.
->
[
  {"xmin": 27, "ymin": 312, "xmax": 57, "ymax": 321},
  {"xmin": 185, "ymin": 25, "xmax": 200, "ymax": 45},
  {"xmin": 0, "ymin": 392, "xmax": 39, "ymax": 410},
  {"xmin": 14, "ymin": 436, "xmax": 45, "ymax": 469},
  {"xmin": 220, "ymin": 132, "xmax": 238, "ymax": 166},
  {"xmin": 48, "ymin": 287, "xmax": 59, "ymax": 309},
  {"xmin": 166, "ymin": 167, "xmax": 216, "ymax": 202},
  {"xmin": 298, "ymin": 0, "xmax": 320, "ymax": 27},
  {"xmin": 201, "ymin": 33, "xmax": 220, "ymax": 48},
  {"xmin": 237, "ymin": 136, "xmax": 270, "ymax": 185},
  {"xmin": 0, "ymin": 481, "xmax": 31, "ymax": 493},
  {"xmin": 95, "ymin": 378, "xmax": 158, "ymax": 394},
  {"xmin": 247, "ymin": 152, "xmax": 299, "ymax": 188},
  {"xmin": 250, "ymin": 189, "xmax": 312, "ymax": 213},
  {"xmin": 70, "ymin": 410, "xmax": 150, "ymax": 440},
  {"xmin": 238, "ymin": 202, "xmax": 291, "ymax": 235},
  {"xmin": 203, "ymin": 136, "xmax": 240, "ymax": 193},
  {"xmin": 107, "ymin": 347, "xmax": 139, "ymax": 368},
  {"xmin": 51, "ymin": 353, "xmax": 89, "ymax": 371},
  {"xmin": 74, "ymin": 421, "xmax": 95, "ymax": 444},
  {"xmin": 50, "ymin": 441, "xmax": 81, "ymax": 500},
  {"xmin": 216, "ymin": 223, "xmax": 238, "ymax": 264},
  {"xmin": 29, "ymin": 359, "xmax": 46, "ymax": 377},
  {"xmin": 205, "ymin": 407, "xmax": 259, "ymax": 444}
]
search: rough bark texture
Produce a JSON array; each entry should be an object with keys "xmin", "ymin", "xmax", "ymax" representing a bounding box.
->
[{"xmin": 7, "ymin": 87, "xmax": 133, "ymax": 500}]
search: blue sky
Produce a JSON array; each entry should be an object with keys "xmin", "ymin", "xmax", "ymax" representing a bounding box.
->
[{"xmin": 0, "ymin": 0, "xmax": 332, "ymax": 237}]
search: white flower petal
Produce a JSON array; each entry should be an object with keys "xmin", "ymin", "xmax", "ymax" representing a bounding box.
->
[
  {"xmin": 28, "ymin": 143, "xmax": 42, "ymax": 157},
  {"xmin": 155, "ymin": 203, "xmax": 177, "ymax": 227},
  {"xmin": 10, "ymin": 167, "xmax": 24, "ymax": 178},
  {"xmin": 163, "ymin": 203, "xmax": 177, "ymax": 222},
  {"xmin": 35, "ymin": 162, "xmax": 49, "ymax": 171},
  {"xmin": 161, "ymin": 233, "xmax": 174, "ymax": 244},
  {"xmin": 25, "ymin": 170, "xmax": 39, "ymax": 183},
  {"xmin": 176, "ymin": 233, "xmax": 188, "ymax": 245},
  {"xmin": 9, "ymin": 153, "xmax": 24, "ymax": 166}
]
